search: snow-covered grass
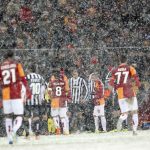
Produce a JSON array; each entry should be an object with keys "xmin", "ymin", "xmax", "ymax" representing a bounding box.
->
[{"xmin": 0, "ymin": 130, "xmax": 150, "ymax": 150}]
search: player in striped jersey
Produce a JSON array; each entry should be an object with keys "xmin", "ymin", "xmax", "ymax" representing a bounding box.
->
[
  {"xmin": 24, "ymin": 66, "xmax": 46, "ymax": 139},
  {"xmin": 88, "ymin": 73, "xmax": 107, "ymax": 133},
  {"xmin": 69, "ymin": 69, "xmax": 88, "ymax": 133}
]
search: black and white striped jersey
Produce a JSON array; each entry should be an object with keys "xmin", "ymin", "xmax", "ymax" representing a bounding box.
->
[
  {"xmin": 26, "ymin": 73, "xmax": 46, "ymax": 106},
  {"xmin": 69, "ymin": 77, "xmax": 88, "ymax": 103}
]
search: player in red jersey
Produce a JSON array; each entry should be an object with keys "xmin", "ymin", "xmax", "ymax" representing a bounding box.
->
[
  {"xmin": 89, "ymin": 73, "xmax": 106, "ymax": 133},
  {"xmin": 109, "ymin": 55, "xmax": 141, "ymax": 135},
  {"xmin": 0, "ymin": 50, "xmax": 31, "ymax": 144},
  {"xmin": 48, "ymin": 67, "xmax": 70, "ymax": 135}
]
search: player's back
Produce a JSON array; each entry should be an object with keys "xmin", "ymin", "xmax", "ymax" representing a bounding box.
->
[
  {"xmin": 0, "ymin": 59, "xmax": 24, "ymax": 100},
  {"xmin": 26, "ymin": 73, "xmax": 45, "ymax": 106},
  {"xmin": 49, "ymin": 75, "xmax": 69, "ymax": 108},
  {"xmin": 49, "ymin": 75, "xmax": 67, "ymax": 99},
  {"xmin": 110, "ymin": 64, "xmax": 138, "ymax": 99},
  {"xmin": 1, "ymin": 60, "xmax": 20, "ymax": 85},
  {"xmin": 112, "ymin": 64, "xmax": 133, "ymax": 89}
]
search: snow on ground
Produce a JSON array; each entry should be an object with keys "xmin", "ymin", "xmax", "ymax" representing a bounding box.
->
[{"xmin": 0, "ymin": 130, "xmax": 150, "ymax": 150}]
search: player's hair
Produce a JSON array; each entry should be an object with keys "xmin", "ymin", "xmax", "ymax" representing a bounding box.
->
[
  {"xmin": 71, "ymin": 68, "xmax": 78, "ymax": 73},
  {"xmin": 4, "ymin": 50, "xmax": 14, "ymax": 59},
  {"xmin": 30, "ymin": 65, "xmax": 36, "ymax": 72},
  {"xmin": 120, "ymin": 55, "xmax": 127, "ymax": 63}
]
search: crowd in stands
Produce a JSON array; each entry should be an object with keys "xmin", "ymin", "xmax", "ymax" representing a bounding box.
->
[
  {"xmin": 0, "ymin": 0, "xmax": 150, "ymax": 49},
  {"xmin": 0, "ymin": 0, "xmax": 150, "ymax": 136}
]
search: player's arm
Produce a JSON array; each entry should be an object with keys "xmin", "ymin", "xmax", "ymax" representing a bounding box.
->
[
  {"xmin": 46, "ymin": 81, "xmax": 53, "ymax": 101},
  {"xmin": 82, "ymin": 78, "xmax": 89, "ymax": 101},
  {"xmin": 100, "ymin": 80, "xmax": 105, "ymax": 97},
  {"xmin": 64, "ymin": 76, "xmax": 71, "ymax": 101},
  {"xmin": 130, "ymin": 66, "xmax": 141, "ymax": 87},
  {"xmin": 130, "ymin": 66, "xmax": 141, "ymax": 93},
  {"xmin": 108, "ymin": 73, "xmax": 115, "ymax": 92},
  {"xmin": 17, "ymin": 63, "xmax": 27, "ymax": 85},
  {"xmin": 0, "ymin": 70, "xmax": 1, "ymax": 81},
  {"xmin": 17, "ymin": 63, "xmax": 31, "ymax": 98}
]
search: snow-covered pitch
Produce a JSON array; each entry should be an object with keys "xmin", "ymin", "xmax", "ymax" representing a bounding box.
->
[{"xmin": 0, "ymin": 130, "xmax": 150, "ymax": 150}]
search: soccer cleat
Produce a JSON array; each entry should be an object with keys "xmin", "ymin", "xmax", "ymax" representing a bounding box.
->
[
  {"xmin": 7, "ymin": 131, "xmax": 13, "ymax": 145},
  {"xmin": 9, "ymin": 141, "xmax": 13, "ymax": 145},
  {"xmin": 117, "ymin": 119, "xmax": 122, "ymax": 131},
  {"xmin": 121, "ymin": 129, "xmax": 128, "ymax": 132},
  {"xmin": 95, "ymin": 130, "xmax": 100, "ymax": 133},
  {"xmin": 133, "ymin": 131, "xmax": 138, "ymax": 136},
  {"xmin": 100, "ymin": 130, "xmax": 107, "ymax": 133},
  {"xmin": 8, "ymin": 135, "xmax": 13, "ymax": 145},
  {"xmin": 12, "ymin": 132, "xmax": 17, "ymax": 143},
  {"xmin": 35, "ymin": 135, "xmax": 40, "ymax": 140},
  {"xmin": 56, "ymin": 128, "xmax": 61, "ymax": 135},
  {"xmin": 109, "ymin": 129, "xmax": 118, "ymax": 133},
  {"xmin": 63, "ymin": 130, "xmax": 70, "ymax": 135},
  {"xmin": 75, "ymin": 130, "xmax": 81, "ymax": 134}
]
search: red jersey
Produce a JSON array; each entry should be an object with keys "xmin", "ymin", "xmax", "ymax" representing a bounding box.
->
[
  {"xmin": 0, "ymin": 59, "xmax": 28, "ymax": 100},
  {"xmin": 109, "ymin": 64, "xmax": 140, "ymax": 99},
  {"xmin": 49, "ymin": 75, "xmax": 70, "ymax": 108}
]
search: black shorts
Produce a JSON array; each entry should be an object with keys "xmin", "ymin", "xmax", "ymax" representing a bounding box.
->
[
  {"xmin": 24, "ymin": 105, "xmax": 31, "ymax": 118},
  {"xmin": 31, "ymin": 105, "xmax": 47, "ymax": 117},
  {"xmin": 68, "ymin": 103, "xmax": 85, "ymax": 113},
  {"xmin": 24, "ymin": 105, "xmax": 46, "ymax": 118}
]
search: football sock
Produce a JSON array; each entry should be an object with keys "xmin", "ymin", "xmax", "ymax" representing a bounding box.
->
[
  {"xmin": 13, "ymin": 116, "xmax": 23, "ymax": 134},
  {"xmin": 101, "ymin": 116, "xmax": 107, "ymax": 131},
  {"xmin": 117, "ymin": 114, "xmax": 128, "ymax": 130},
  {"xmin": 65, "ymin": 117, "xmax": 69, "ymax": 132},
  {"xmin": 5, "ymin": 118, "xmax": 13, "ymax": 139},
  {"xmin": 94, "ymin": 116, "xmax": 99, "ymax": 131},
  {"xmin": 132, "ymin": 114, "xmax": 138, "ymax": 132},
  {"xmin": 28, "ymin": 118, "xmax": 32, "ymax": 133},
  {"xmin": 35, "ymin": 121, "xmax": 40, "ymax": 136},
  {"xmin": 61, "ymin": 118, "xmax": 67, "ymax": 132},
  {"xmin": 53, "ymin": 116, "xmax": 60, "ymax": 128}
]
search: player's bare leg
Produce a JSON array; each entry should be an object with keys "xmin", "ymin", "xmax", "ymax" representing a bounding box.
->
[{"xmin": 117, "ymin": 113, "xmax": 128, "ymax": 131}]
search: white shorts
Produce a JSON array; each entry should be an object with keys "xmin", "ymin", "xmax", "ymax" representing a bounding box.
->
[
  {"xmin": 118, "ymin": 97, "xmax": 138, "ymax": 113},
  {"xmin": 51, "ymin": 107, "xmax": 68, "ymax": 118},
  {"xmin": 93, "ymin": 105, "xmax": 105, "ymax": 116},
  {"xmin": 3, "ymin": 99, "xmax": 24, "ymax": 115}
]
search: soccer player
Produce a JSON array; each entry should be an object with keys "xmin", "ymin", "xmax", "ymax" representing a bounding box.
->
[
  {"xmin": 25, "ymin": 65, "xmax": 47, "ymax": 139},
  {"xmin": 48, "ymin": 67, "xmax": 70, "ymax": 135},
  {"xmin": 88, "ymin": 73, "xmax": 107, "ymax": 133},
  {"xmin": 0, "ymin": 50, "xmax": 31, "ymax": 144},
  {"xmin": 69, "ymin": 69, "xmax": 88, "ymax": 133},
  {"xmin": 109, "ymin": 55, "xmax": 141, "ymax": 135}
]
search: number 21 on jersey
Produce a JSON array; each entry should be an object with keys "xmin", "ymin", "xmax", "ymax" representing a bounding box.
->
[{"xmin": 2, "ymin": 69, "xmax": 16, "ymax": 85}]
